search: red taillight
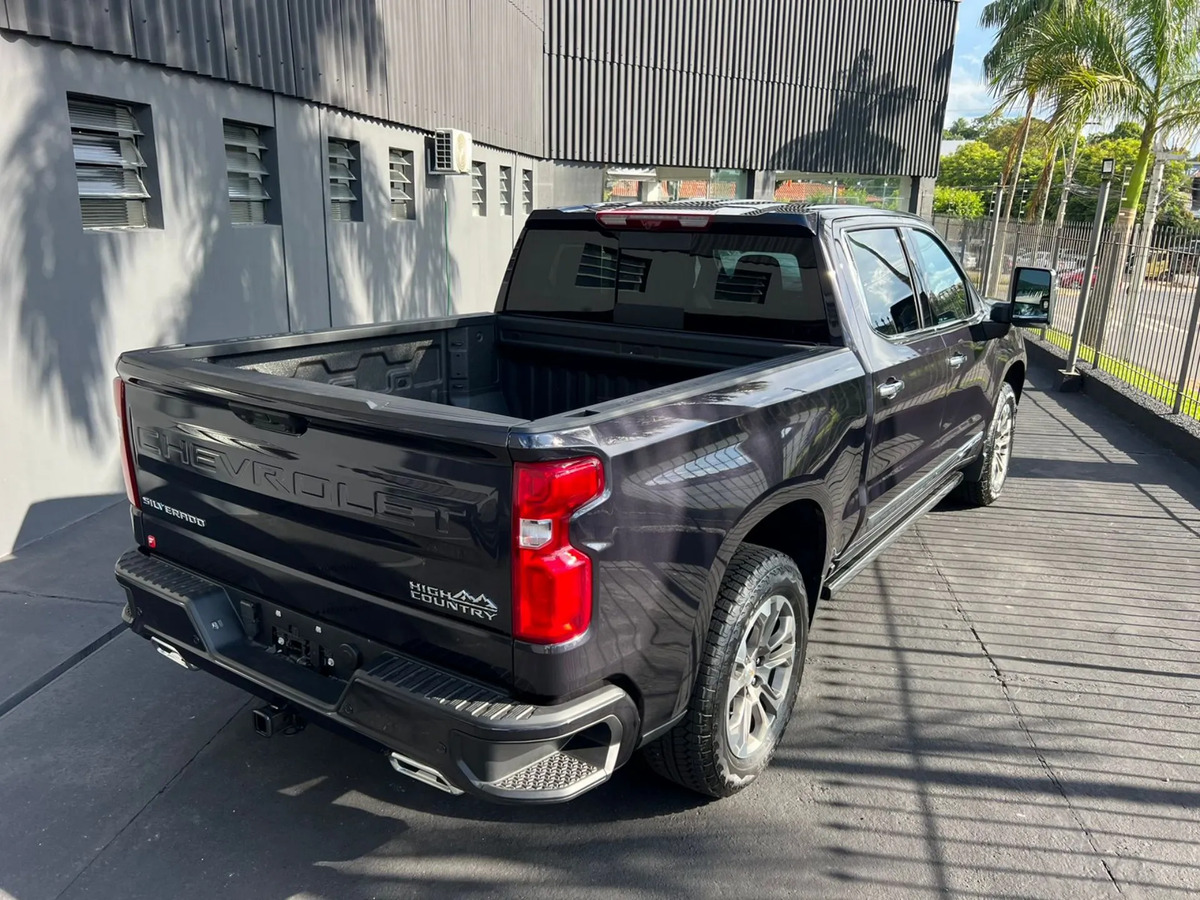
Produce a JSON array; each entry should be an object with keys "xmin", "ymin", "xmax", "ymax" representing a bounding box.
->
[
  {"xmin": 512, "ymin": 457, "xmax": 605, "ymax": 644},
  {"xmin": 113, "ymin": 377, "xmax": 140, "ymax": 509}
]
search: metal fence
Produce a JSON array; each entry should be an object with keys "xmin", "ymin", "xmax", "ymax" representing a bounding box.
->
[{"xmin": 930, "ymin": 214, "xmax": 1200, "ymax": 422}]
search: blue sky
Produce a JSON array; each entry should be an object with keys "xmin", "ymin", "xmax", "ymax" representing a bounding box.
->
[{"xmin": 945, "ymin": 0, "xmax": 996, "ymax": 124}]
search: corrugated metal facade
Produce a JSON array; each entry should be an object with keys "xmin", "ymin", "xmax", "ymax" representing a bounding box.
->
[
  {"xmin": 379, "ymin": 0, "xmax": 543, "ymax": 153},
  {"xmin": 1, "ymin": 0, "xmax": 545, "ymax": 155},
  {"xmin": 6, "ymin": 0, "xmax": 136, "ymax": 56},
  {"xmin": 1, "ymin": 0, "xmax": 956, "ymax": 174},
  {"xmin": 544, "ymin": 0, "xmax": 957, "ymax": 176},
  {"xmin": 221, "ymin": 0, "xmax": 297, "ymax": 95},
  {"xmin": 130, "ymin": 0, "xmax": 227, "ymax": 78}
]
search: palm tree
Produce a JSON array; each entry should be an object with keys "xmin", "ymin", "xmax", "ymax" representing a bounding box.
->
[
  {"xmin": 998, "ymin": 0, "xmax": 1200, "ymax": 338},
  {"xmin": 980, "ymin": 0, "xmax": 1082, "ymax": 223}
]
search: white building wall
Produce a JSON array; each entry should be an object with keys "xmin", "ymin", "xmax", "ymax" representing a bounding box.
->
[{"xmin": 0, "ymin": 35, "xmax": 534, "ymax": 555}]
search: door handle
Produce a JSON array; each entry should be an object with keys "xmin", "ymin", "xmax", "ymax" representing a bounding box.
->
[
  {"xmin": 949, "ymin": 353, "xmax": 967, "ymax": 369},
  {"xmin": 877, "ymin": 379, "xmax": 905, "ymax": 400}
]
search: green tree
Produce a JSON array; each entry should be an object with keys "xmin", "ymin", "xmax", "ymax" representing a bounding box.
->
[
  {"xmin": 1049, "ymin": 137, "xmax": 1142, "ymax": 221},
  {"xmin": 980, "ymin": 117, "xmax": 1055, "ymax": 161},
  {"xmin": 938, "ymin": 141, "xmax": 1006, "ymax": 188},
  {"xmin": 933, "ymin": 186, "xmax": 986, "ymax": 218},
  {"xmin": 996, "ymin": 0, "xmax": 1200, "ymax": 281},
  {"xmin": 981, "ymin": 0, "xmax": 1083, "ymax": 227},
  {"xmin": 944, "ymin": 116, "xmax": 987, "ymax": 139},
  {"xmin": 1093, "ymin": 121, "xmax": 1143, "ymax": 142}
]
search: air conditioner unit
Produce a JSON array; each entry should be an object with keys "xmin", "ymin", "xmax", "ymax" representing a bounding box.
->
[{"xmin": 430, "ymin": 128, "xmax": 472, "ymax": 175}]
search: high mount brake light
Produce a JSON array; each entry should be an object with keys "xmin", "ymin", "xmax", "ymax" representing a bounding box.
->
[
  {"xmin": 113, "ymin": 377, "xmax": 141, "ymax": 510},
  {"xmin": 512, "ymin": 457, "xmax": 605, "ymax": 644},
  {"xmin": 595, "ymin": 210, "xmax": 712, "ymax": 229}
]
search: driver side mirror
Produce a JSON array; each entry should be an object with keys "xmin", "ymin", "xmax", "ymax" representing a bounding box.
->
[{"xmin": 1007, "ymin": 266, "xmax": 1053, "ymax": 327}]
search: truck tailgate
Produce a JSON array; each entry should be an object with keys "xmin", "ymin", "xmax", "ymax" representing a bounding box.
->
[{"xmin": 117, "ymin": 356, "xmax": 517, "ymax": 677}]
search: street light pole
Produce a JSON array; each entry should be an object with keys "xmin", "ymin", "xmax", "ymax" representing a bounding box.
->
[{"xmin": 1062, "ymin": 157, "xmax": 1115, "ymax": 388}]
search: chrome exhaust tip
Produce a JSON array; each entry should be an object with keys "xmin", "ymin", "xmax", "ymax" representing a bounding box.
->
[
  {"xmin": 151, "ymin": 637, "xmax": 197, "ymax": 670},
  {"xmin": 388, "ymin": 751, "xmax": 463, "ymax": 795}
]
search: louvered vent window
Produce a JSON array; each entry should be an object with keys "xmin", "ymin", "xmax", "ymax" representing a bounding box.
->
[
  {"xmin": 522, "ymin": 168, "xmax": 534, "ymax": 214},
  {"xmin": 499, "ymin": 166, "xmax": 513, "ymax": 216},
  {"xmin": 471, "ymin": 162, "xmax": 486, "ymax": 216},
  {"xmin": 389, "ymin": 149, "xmax": 415, "ymax": 220},
  {"xmin": 224, "ymin": 121, "xmax": 269, "ymax": 225},
  {"xmin": 68, "ymin": 97, "xmax": 150, "ymax": 229},
  {"xmin": 328, "ymin": 138, "xmax": 360, "ymax": 221},
  {"xmin": 574, "ymin": 244, "xmax": 649, "ymax": 292}
]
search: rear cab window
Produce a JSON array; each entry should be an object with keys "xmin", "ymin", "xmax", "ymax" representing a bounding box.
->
[
  {"xmin": 843, "ymin": 228, "xmax": 924, "ymax": 337},
  {"xmin": 503, "ymin": 221, "xmax": 836, "ymax": 344}
]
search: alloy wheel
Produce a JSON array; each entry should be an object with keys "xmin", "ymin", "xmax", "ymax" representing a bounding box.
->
[{"xmin": 725, "ymin": 594, "xmax": 798, "ymax": 760}]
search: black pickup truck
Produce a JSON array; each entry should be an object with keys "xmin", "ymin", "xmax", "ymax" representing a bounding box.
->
[{"xmin": 113, "ymin": 201, "xmax": 1049, "ymax": 803}]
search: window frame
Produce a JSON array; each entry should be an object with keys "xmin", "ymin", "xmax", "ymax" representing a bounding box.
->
[
  {"xmin": 521, "ymin": 168, "xmax": 534, "ymax": 214},
  {"xmin": 842, "ymin": 225, "xmax": 928, "ymax": 341},
  {"xmin": 67, "ymin": 95, "xmax": 152, "ymax": 230},
  {"xmin": 900, "ymin": 226, "xmax": 982, "ymax": 332},
  {"xmin": 388, "ymin": 148, "xmax": 415, "ymax": 221},
  {"xmin": 499, "ymin": 165, "xmax": 513, "ymax": 216},
  {"xmin": 471, "ymin": 161, "xmax": 487, "ymax": 217},
  {"xmin": 328, "ymin": 137, "xmax": 361, "ymax": 222},
  {"xmin": 223, "ymin": 120, "xmax": 271, "ymax": 226}
]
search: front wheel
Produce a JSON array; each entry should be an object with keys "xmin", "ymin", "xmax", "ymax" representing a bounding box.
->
[
  {"xmin": 642, "ymin": 544, "xmax": 809, "ymax": 798},
  {"xmin": 959, "ymin": 381, "xmax": 1017, "ymax": 507}
]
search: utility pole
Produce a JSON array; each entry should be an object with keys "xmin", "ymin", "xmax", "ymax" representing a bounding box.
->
[
  {"xmin": 985, "ymin": 181, "xmax": 1006, "ymax": 296},
  {"xmin": 1062, "ymin": 157, "xmax": 1115, "ymax": 389},
  {"xmin": 1051, "ymin": 130, "xmax": 1082, "ymax": 269},
  {"xmin": 1039, "ymin": 143, "xmax": 1059, "ymax": 226},
  {"xmin": 1129, "ymin": 146, "xmax": 1176, "ymax": 299}
]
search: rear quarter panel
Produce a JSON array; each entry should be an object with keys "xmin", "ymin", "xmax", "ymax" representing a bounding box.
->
[{"xmin": 511, "ymin": 347, "xmax": 868, "ymax": 732}]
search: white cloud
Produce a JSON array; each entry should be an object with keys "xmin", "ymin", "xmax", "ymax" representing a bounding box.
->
[{"xmin": 944, "ymin": 65, "xmax": 995, "ymax": 124}]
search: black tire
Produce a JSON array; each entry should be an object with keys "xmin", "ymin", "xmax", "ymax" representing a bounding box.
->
[
  {"xmin": 959, "ymin": 381, "xmax": 1017, "ymax": 507},
  {"xmin": 642, "ymin": 544, "xmax": 809, "ymax": 798}
]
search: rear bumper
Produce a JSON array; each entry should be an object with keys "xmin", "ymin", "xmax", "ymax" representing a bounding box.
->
[{"xmin": 114, "ymin": 549, "xmax": 639, "ymax": 803}]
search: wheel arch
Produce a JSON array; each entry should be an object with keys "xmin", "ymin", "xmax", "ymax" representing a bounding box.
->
[
  {"xmin": 1004, "ymin": 359, "xmax": 1026, "ymax": 403},
  {"xmin": 684, "ymin": 485, "xmax": 835, "ymax": 699}
]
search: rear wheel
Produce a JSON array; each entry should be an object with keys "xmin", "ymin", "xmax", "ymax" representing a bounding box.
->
[
  {"xmin": 642, "ymin": 544, "xmax": 809, "ymax": 798},
  {"xmin": 959, "ymin": 381, "xmax": 1017, "ymax": 507}
]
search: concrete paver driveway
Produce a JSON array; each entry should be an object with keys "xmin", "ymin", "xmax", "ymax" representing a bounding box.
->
[{"xmin": 1, "ymin": 364, "xmax": 1197, "ymax": 899}]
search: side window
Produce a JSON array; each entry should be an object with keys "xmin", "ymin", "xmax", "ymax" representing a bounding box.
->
[
  {"xmin": 908, "ymin": 230, "xmax": 973, "ymax": 324},
  {"xmin": 845, "ymin": 229, "xmax": 921, "ymax": 336}
]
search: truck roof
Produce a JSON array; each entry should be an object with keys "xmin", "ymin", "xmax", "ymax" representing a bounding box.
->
[{"xmin": 533, "ymin": 199, "xmax": 920, "ymax": 230}]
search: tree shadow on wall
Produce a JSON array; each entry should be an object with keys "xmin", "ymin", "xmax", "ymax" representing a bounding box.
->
[
  {"xmin": 1, "ymin": 33, "xmax": 233, "ymax": 549},
  {"xmin": 326, "ymin": 158, "xmax": 460, "ymax": 328},
  {"xmin": 770, "ymin": 50, "xmax": 924, "ymax": 177},
  {"xmin": 0, "ymin": 0, "xmax": 435, "ymax": 549}
]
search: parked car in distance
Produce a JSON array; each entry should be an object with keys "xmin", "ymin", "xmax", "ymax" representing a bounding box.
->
[
  {"xmin": 1015, "ymin": 250, "xmax": 1054, "ymax": 268},
  {"xmin": 1169, "ymin": 241, "xmax": 1200, "ymax": 278},
  {"xmin": 1060, "ymin": 267, "xmax": 1098, "ymax": 289},
  {"xmin": 113, "ymin": 202, "xmax": 1049, "ymax": 804}
]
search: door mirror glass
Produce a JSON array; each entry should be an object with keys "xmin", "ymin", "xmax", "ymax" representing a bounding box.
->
[{"xmin": 1008, "ymin": 266, "xmax": 1053, "ymax": 326}]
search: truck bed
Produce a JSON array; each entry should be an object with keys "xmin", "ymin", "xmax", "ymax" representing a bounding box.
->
[{"xmin": 207, "ymin": 314, "xmax": 812, "ymax": 422}]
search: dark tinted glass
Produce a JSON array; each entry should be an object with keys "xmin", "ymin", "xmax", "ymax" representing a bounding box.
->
[
  {"xmin": 909, "ymin": 230, "xmax": 972, "ymax": 324},
  {"xmin": 845, "ymin": 228, "xmax": 920, "ymax": 336},
  {"xmin": 503, "ymin": 226, "xmax": 832, "ymax": 343}
]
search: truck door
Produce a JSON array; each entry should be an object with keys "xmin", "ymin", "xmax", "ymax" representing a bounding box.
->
[
  {"xmin": 904, "ymin": 228, "xmax": 994, "ymax": 448},
  {"xmin": 842, "ymin": 227, "xmax": 954, "ymax": 532}
]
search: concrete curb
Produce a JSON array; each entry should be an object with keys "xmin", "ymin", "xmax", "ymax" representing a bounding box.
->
[{"xmin": 1023, "ymin": 333, "xmax": 1200, "ymax": 471}]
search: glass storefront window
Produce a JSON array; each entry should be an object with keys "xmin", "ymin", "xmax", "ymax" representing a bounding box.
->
[
  {"xmin": 603, "ymin": 167, "xmax": 749, "ymax": 202},
  {"xmin": 773, "ymin": 172, "xmax": 907, "ymax": 210}
]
